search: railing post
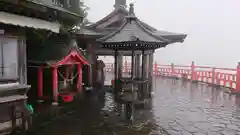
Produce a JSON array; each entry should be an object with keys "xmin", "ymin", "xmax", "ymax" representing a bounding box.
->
[
  {"xmin": 191, "ymin": 61, "xmax": 196, "ymax": 82},
  {"xmin": 171, "ymin": 63, "xmax": 175, "ymax": 77},
  {"xmin": 235, "ymin": 62, "xmax": 240, "ymax": 93},
  {"xmin": 212, "ymin": 67, "xmax": 216, "ymax": 85}
]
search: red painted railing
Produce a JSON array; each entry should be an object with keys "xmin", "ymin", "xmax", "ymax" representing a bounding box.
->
[{"xmin": 104, "ymin": 61, "xmax": 240, "ymax": 93}]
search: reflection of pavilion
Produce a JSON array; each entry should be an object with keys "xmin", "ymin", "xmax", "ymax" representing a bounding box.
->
[
  {"xmin": 235, "ymin": 96, "xmax": 240, "ymax": 108},
  {"xmin": 95, "ymin": 3, "xmax": 187, "ymax": 121}
]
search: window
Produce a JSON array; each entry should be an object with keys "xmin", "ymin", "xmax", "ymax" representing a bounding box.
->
[{"xmin": 0, "ymin": 37, "xmax": 18, "ymax": 78}]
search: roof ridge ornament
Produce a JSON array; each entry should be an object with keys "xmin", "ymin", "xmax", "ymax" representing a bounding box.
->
[
  {"xmin": 129, "ymin": 3, "xmax": 134, "ymax": 16},
  {"xmin": 126, "ymin": 3, "xmax": 137, "ymax": 22}
]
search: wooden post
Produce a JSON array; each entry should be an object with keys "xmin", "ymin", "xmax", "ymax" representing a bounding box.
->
[
  {"xmin": 18, "ymin": 38, "xmax": 27, "ymax": 84},
  {"xmin": 148, "ymin": 52, "xmax": 153, "ymax": 97},
  {"xmin": 135, "ymin": 54, "xmax": 141, "ymax": 95},
  {"xmin": 145, "ymin": 54, "xmax": 149, "ymax": 98},
  {"xmin": 38, "ymin": 67, "xmax": 43, "ymax": 99},
  {"xmin": 140, "ymin": 51, "xmax": 146, "ymax": 100},
  {"xmin": 135, "ymin": 54, "xmax": 141, "ymax": 78},
  {"xmin": 114, "ymin": 50, "xmax": 119, "ymax": 99},
  {"xmin": 129, "ymin": 50, "xmax": 136, "ymax": 121},
  {"xmin": 118, "ymin": 54, "xmax": 123, "ymax": 78},
  {"xmin": 235, "ymin": 62, "xmax": 240, "ymax": 92},
  {"xmin": 142, "ymin": 51, "xmax": 146, "ymax": 80},
  {"xmin": 131, "ymin": 51, "xmax": 135, "ymax": 79},
  {"xmin": 77, "ymin": 64, "xmax": 82, "ymax": 92},
  {"xmin": 88, "ymin": 64, "xmax": 93, "ymax": 86},
  {"xmin": 52, "ymin": 67, "xmax": 58, "ymax": 106}
]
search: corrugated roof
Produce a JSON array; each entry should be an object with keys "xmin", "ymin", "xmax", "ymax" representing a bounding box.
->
[
  {"xmin": 27, "ymin": 0, "xmax": 81, "ymax": 17},
  {"xmin": 0, "ymin": 12, "xmax": 60, "ymax": 33}
]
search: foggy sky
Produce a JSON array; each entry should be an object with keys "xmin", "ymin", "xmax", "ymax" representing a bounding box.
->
[{"xmin": 84, "ymin": 0, "xmax": 240, "ymax": 68}]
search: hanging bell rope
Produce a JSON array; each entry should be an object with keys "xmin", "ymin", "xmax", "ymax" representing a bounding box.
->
[{"xmin": 58, "ymin": 70, "xmax": 79, "ymax": 82}]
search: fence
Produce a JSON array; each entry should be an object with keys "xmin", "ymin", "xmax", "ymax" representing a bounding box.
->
[{"xmin": 104, "ymin": 61, "xmax": 240, "ymax": 93}]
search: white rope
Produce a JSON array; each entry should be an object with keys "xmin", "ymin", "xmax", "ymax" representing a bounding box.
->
[{"xmin": 57, "ymin": 70, "xmax": 79, "ymax": 82}]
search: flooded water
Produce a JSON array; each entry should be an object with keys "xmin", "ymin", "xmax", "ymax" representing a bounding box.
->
[{"xmin": 27, "ymin": 74, "xmax": 240, "ymax": 135}]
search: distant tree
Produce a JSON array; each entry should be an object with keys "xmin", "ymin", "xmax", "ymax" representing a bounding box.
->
[{"xmin": 70, "ymin": 0, "xmax": 91, "ymax": 30}]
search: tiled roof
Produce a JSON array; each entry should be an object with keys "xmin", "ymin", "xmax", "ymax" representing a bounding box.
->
[{"xmin": 97, "ymin": 4, "xmax": 186, "ymax": 50}]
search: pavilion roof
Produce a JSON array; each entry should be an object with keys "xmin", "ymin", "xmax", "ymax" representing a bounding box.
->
[
  {"xmin": 85, "ymin": 5, "xmax": 186, "ymax": 43},
  {"xmin": 97, "ymin": 4, "xmax": 186, "ymax": 50}
]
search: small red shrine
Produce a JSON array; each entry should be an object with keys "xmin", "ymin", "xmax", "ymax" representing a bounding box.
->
[
  {"xmin": 28, "ymin": 36, "xmax": 89, "ymax": 105},
  {"xmin": 39, "ymin": 50, "xmax": 88, "ymax": 105}
]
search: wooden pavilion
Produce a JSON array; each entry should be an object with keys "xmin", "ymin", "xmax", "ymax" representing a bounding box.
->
[
  {"xmin": 97, "ymin": 3, "xmax": 187, "ymax": 120},
  {"xmin": 78, "ymin": 0, "xmax": 187, "ymax": 90}
]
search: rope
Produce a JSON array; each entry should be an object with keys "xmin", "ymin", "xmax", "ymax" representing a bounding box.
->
[{"xmin": 57, "ymin": 70, "xmax": 79, "ymax": 82}]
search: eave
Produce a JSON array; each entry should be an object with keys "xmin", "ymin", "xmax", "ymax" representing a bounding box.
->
[{"xmin": 0, "ymin": 0, "xmax": 83, "ymax": 26}]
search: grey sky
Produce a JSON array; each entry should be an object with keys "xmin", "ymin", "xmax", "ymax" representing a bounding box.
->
[{"xmin": 84, "ymin": 0, "xmax": 240, "ymax": 68}]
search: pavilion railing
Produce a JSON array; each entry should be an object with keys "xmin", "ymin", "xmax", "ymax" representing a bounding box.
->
[{"xmin": 104, "ymin": 61, "xmax": 240, "ymax": 93}]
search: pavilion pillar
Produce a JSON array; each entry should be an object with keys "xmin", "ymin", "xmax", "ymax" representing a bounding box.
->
[
  {"xmin": 126, "ymin": 50, "xmax": 136, "ymax": 121},
  {"xmin": 118, "ymin": 53, "xmax": 123, "ymax": 78},
  {"xmin": 86, "ymin": 43, "xmax": 93, "ymax": 87},
  {"xmin": 52, "ymin": 67, "xmax": 58, "ymax": 106},
  {"xmin": 148, "ymin": 51, "xmax": 154, "ymax": 97},
  {"xmin": 38, "ymin": 67, "xmax": 43, "ymax": 99},
  {"xmin": 87, "ymin": 64, "xmax": 92, "ymax": 87},
  {"xmin": 114, "ymin": 50, "xmax": 119, "ymax": 99},
  {"xmin": 145, "ymin": 54, "xmax": 149, "ymax": 97},
  {"xmin": 77, "ymin": 64, "xmax": 83, "ymax": 92},
  {"xmin": 135, "ymin": 54, "xmax": 141, "ymax": 95},
  {"xmin": 140, "ymin": 51, "xmax": 148, "ymax": 100},
  {"xmin": 131, "ymin": 51, "xmax": 136, "ymax": 78},
  {"xmin": 135, "ymin": 54, "xmax": 141, "ymax": 78}
]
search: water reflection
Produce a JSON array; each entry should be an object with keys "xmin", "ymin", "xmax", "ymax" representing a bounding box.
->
[
  {"xmin": 27, "ymin": 75, "xmax": 240, "ymax": 135},
  {"xmin": 153, "ymin": 77, "xmax": 240, "ymax": 134},
  {"xmin": 28, "ymin": 92, "xmax": 164, "ymax": 135}
]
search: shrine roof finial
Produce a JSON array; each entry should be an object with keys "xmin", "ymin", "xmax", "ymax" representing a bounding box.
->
[
  {"xmin": 126, "ymin": 3, "xmax": 137, "ymax": 21},
  {"xmin": 129, "ymin": 3, "xmax": 135, "ymax": 16}
]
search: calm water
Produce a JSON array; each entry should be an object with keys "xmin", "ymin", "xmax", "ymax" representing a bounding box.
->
[{"xmin": 28, "ymin": 74, "xmax": 240, "ymax": 135}]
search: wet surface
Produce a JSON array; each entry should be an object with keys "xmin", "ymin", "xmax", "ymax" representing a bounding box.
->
[
  {"xmin": 153, "ymin": 77, "xmax": 240, "ymax": 135},
  {"xmin": 26, "ymin": 74, "xmax": 240, "ymax": 135}
]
